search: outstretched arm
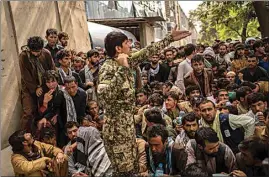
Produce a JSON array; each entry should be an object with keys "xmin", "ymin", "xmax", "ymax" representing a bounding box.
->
[{"xmin": 129, "ymin": 26, "xmax": 191, "ymax": 65}]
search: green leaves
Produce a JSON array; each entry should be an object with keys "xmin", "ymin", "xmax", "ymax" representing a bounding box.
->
[{"xmin": 190, "ymin": 1, "xmax": 260, "ymax": 44}]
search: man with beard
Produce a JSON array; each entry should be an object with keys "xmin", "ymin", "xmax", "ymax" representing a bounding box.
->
[
  {"xmin": 162, "ymin": 48, "xmax": 175, "ymax": 81},
  {"xmin": 239, "ymin": 54, "xmax": 269, "ymax": 83},
  {"xmin": 63, "ymin": 121, "xmax": 82, "ymax": 176},
  {"xmin": 216, "ymin": 43, "xmax": 231, "ymax": 69},
  {"xmin": 79, "ymin": 49, "xmax": 100, "ymax": 101},
  {"xmin": 19, "ymin": 36, "xmax": 56, "ymax": 132},
  {"xmin": 199, "ymin": 100, "xmax": 255, "ymax": 154},
  {"xmin": 174, "ymin": 112, "xmax": 199, "ymax": 148},
  {"xmin": 146, "ymin": 124, "xmax": 187, "ymax": 176},
  {"xmin": 184, "ymin": 54, "xmax": 214, "ymax": 97},
  {"xmin": 58, "ymin": 31, "xmax": 69, "ymax": 48},
  {"xmin": 186, "ymin": 127, "xmax": 236, "ymax": 176},
  {"xmin": 142, "ymin": 54, "xmax": 167, "ymax": 83},
  {"xmin": 9, "ymin": 130, "xmax": 67, "ymax": 176}
]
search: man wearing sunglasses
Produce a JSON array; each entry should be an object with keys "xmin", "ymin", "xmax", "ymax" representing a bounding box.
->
[{"xmin": 238, "ymin": 54, "xmax": 269, "ymax": 83}]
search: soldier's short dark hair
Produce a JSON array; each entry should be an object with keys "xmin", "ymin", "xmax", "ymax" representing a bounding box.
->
[
  {"xmin": 147, "ymin": 124, "xmax": 168, "ymax": 144},
  {"xmin": 64, "ymin": 76, "xmax": 76, "ymax": 84},
  {"xmin": 27, "ymin": 36, "xmax": 44, "ymax": 51},
  {"xmin": 43, "ymin": 70, "xmax": 59, "ymax": 83},
  {"xmin": 184, "ymin": 43, "xmax": 196, "ymax": 56},
  {"xmin": 104, "ymin": 31, "xmax": 128, "ymax": 58},
  {"xmin": 195, "ymin": 127, "xmax": 219, "ymax": 148},
  {"xmin": 87, "ymin": 49, "xmax": 99, "ymax": 58},
  {"xmin": 191, "ymin": 54, "xmax": 204, "ymax": 63},
  {"xmin": 58, "ymin": 31, "xmax": 69, "ymax": 40},
  {"xmin": 56, "ymin": 49, "xmax": 70, "ymax": 62},
  {"xmin": 46, "ymin": 28, "xmax": 58, "ymax": 36},
  {"xmin": 144, "ymin": 108, "xmax": 166, "ymax": 126},
  {"xmin": 185, "ymin": 85, "xmax": 201, "ymax": 96}
]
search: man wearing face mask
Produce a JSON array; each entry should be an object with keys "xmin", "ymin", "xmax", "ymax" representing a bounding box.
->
[
  {"xmin": 146, "ymin": 124, "xmax": 187, "ymax": 176},
  {"xmin": 19, "ymin": 36, "xmax": 56, "ymax": 132},
  {"xmin": 186, "ymin": 127, "xmax": 236, "ymax": 176},
  {"xmin": 9, "ymin": 130, "xmax": 67, "ymax": 176}
]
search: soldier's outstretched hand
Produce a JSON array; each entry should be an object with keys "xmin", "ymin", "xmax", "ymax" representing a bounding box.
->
[{"xmin": 171, "ymin": 25, "xmax": 192, "ymax": 41}]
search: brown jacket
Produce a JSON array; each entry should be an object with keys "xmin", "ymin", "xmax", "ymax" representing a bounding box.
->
[
  {"xmin": 19, "ymin": 48, "xmax": 55, "ymax": 94},
  {"xmin": 184, "ymin": 68, "xmax": 213, "ymax": 97},
  {"xmin": 11, "ymin": 141, "xmax": 63, "ymax": 176}
]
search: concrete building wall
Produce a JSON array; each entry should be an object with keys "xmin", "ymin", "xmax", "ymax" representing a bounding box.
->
[
  {"xmin": 1, "ymin": 1, "xmax": 91, "ymax": 149},
  {"xmin": 140, "ymin": 23, "xmax": 155, "ymax": 47}
]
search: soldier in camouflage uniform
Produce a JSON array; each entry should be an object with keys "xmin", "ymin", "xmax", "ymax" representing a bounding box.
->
[{"xmin": 97, "ymin": 26, "xmax": 191, "ymax": 176}]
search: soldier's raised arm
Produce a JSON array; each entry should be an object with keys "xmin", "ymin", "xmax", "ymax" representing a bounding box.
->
[{"xmin": 130, "ymin": 25, "xmax": 191, "ymax": 65}]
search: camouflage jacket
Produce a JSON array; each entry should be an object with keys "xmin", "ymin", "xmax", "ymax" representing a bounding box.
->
[{"xmin": 97, "ymin": 34, "xmax": 174, "ymax": 142}]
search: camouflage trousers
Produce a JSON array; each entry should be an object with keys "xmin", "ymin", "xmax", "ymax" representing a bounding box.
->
[{"xmin": 104, "ymin": 140, "xmax": 138, "ymax": 175}]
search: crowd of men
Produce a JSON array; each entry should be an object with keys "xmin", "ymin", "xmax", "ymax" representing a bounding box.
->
[{"xmin": 8, "ymin": 27, "xmax": 269, "ymax": 177}]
